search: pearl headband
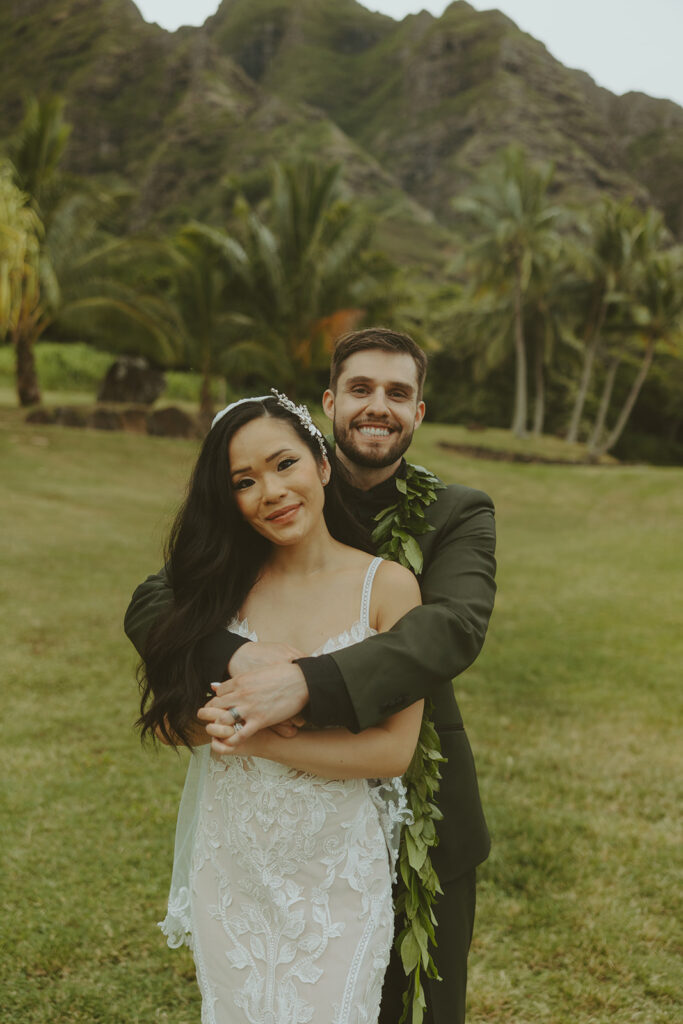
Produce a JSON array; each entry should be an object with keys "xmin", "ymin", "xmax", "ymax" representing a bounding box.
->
[{"xmin": 211, "ymin": 389, "xmax": 327, "ymax": 460}]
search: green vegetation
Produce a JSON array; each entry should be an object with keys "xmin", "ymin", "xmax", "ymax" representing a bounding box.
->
[
  {"xmin": 447, "ymin": 151, "xmax": 683, "ymax": 457},
  {"xmin": 1, "ymin": 409, "xmax": 680, "ymax": 1022},
  {"xmin": 3, "ymin": 118, "xmax": 681, "ymax": 460},
  {"xmin": 0, "ymin": 340, "xmax": 111, "ymax": 392},
  {"xmin": 0, "ymin": 340, "xmax": 221, "ymax": 405},
  {"xmin": 184, "ymin": 160, "xmax": 395, "ymax": 400},
  {"xmin": 0, "ymin": 74, "xmax": 677, "ymax": 1024},
  {"xmin": 0, "ymin": 156, "xmax": 43, "ymax": 404},
  {"xmin": 1, "ymin": 96, "xmax": 173, "ymax": 407},
  {"xmin": 2, "ymin": 10, "xmax": 682, "ymax": 463},
  {"xmin": 453, "ymin": 146, "xmax": 565, "ymax": 438},
  {"xmin": 2, "ymin": 0, "xmax": 683, "ymax": 246}
]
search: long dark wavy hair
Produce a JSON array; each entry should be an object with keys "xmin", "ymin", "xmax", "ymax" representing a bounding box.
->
[{"xmin": 138, "ymin": 396, "xmax": 370, "ymax": 747}]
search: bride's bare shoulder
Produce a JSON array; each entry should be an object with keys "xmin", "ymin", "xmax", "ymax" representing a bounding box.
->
[{"xmin": 371, "ymin": 558, "xmax": 421, "ymax": 632}]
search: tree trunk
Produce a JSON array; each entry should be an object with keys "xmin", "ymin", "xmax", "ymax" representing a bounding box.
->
[
  {"xmin": 14, "ymin": 326, "xmax": 41, "ymax": 406},
  {"xmin": 595, "ymin": 338, "xmax": 656, "ymax": 456},
  {"xmin": 532, "ymin": 335, "xmax": 545, "ymax": 437},
  {"xmin": 565, "ymin": 294, "xmax": 606, "ymax": 444},
  {"xmin": 199, "ymin": 366, "xmax": 214, "ymax": 433},
  {"xmin": 587, "ymin": 354, "xmax": 621, "ymax": 453},
  {"xmin": 200, "ymin": 372, "xmax": 214, "ymax": 428},
  {"xmin": 510, "ymin": 261, "xmax": 528, "ymax": 438}
]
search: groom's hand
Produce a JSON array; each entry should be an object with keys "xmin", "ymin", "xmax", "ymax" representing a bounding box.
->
[
  {"xmin": 202, "ymin": 661, "xmax": 309, "ymax": 745},
  {"xmin": 228, "ymin": 641, "xmax": 302, "ymax": 677}
]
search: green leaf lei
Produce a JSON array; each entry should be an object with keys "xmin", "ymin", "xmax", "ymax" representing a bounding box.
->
[{"xmin": 371, "ymin": 463, "xmax": 447, "ymax": 1024}]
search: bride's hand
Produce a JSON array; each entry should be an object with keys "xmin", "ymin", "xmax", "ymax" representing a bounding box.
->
[
  {"xmin": 227, "ymin": 641, "xmax": 303, "ymax": 677},
  {"xmin": 203, "ymin": 713, "xmax": 269, "ymax": 757},
  {"xmin": 200, "ymin": 662, "xmax": 309, "ymax": 745}
]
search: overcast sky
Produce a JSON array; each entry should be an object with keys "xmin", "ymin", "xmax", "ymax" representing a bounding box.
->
[{"xmin": 134, "ymin": 0, "xmax": 683, "ymax": 108}]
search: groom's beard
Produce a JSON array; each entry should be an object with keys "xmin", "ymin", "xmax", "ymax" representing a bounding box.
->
[{"xmin": 332, "ymin": 417, "xmax": 415, "ymax": 469}]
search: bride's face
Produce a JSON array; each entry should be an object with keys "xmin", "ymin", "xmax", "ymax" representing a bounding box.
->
[{"xmin": 229, "ymin": 416, "xmax": 330, "ymax": 546}]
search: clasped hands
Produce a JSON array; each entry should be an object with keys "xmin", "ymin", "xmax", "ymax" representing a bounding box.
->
[{"xmin": 196, "ymin": 641, "xmax": 309, "ymax": 755}]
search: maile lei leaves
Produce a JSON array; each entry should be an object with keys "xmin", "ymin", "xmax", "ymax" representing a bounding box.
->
[
  {"xmin": 370, "ymin": 463, "xmax": 446, "ymax": 573},
  {"xmin": 371, "ymin": 464, "xmax": 447, "ymax": 1024}
]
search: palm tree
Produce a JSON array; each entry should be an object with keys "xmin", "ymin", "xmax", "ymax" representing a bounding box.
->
[
  {"xmin": 43, "ymin": 191, "xmax": 179, "ymax": 363},
  {"xmin": 453, "ymin": 146, "xmax": 565, "ymax": 437},
  {"xmin": 585, "ymin": 347, "xmax": 621, "ymax": 452},
  {"xmin": 528, "ymin": 287, "xmax": 561, "ymax": 437},
  {"xmin": 4, "ymin": 95, "xmax": 174, "ymax": 406},
  {"xmin": 564, "ymin": 201, "xmax": 669, "ymax": 443},
  {"xmin": 0, "ymin": 163, "xmax": 43, "ymax": 403},
  {"xmin": 144, "ymin": 225, "xmax": 280, "ymax": 426},
  {"xmin": 194, "ymin": 160, "xmax": 383, "ymax": 395},
  {"xmin": 6, "ymin": 94, "xmax": 71, "ymax": 218},
  {"xmin": 4, "ymin": 94, "xmax": 83, "ymax": 404},
  {"xmin": 3, "ymin": 95, "xmax": 73, "ymax": 404},
  {"xmin": 590, "ymin": 248, "xmax": 683, "ymax": 456}
]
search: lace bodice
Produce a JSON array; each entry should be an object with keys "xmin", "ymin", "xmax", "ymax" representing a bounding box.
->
[
  {"xmin": 226, "ymin": 553, "xmax": 383, "ymax": 656},
  {"xmin": 221, "ymin": 557, "xmax": 410, "ymax": 862}
]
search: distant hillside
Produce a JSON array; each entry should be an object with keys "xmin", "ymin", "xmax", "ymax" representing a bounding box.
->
[
  {"xmin": 2, "ymin": 0, "xmax": 682, "ymax": 242},
  {"xmin": 206, "ymin": 0, "xmax": 683, "ymax": 233}
]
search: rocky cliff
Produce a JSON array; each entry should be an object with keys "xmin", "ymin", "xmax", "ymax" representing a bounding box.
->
[{"xmin": 2, "ymin": 0, "xmax": 681, "ymax": 242}]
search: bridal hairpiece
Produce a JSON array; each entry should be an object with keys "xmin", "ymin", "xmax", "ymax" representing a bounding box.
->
[
  {"xmin": 210, "ymin": 390, "xmax": 327, "ymax": 459},
  {"xmin": 210, "ymin": 396, "xmax": 269, "ymax": 429},
  {"xmin": 269, "ymin": 389, "xmax": 327, "ymax": 458}
]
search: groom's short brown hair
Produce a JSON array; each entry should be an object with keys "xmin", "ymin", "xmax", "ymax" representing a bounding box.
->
[{"xmin": 329, "ymin": 327, "xmax": 428, "ymax": 398}]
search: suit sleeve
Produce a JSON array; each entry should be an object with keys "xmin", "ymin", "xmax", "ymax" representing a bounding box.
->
[
  {"xmin": 123, "ymin": 567, "xmax": 248, "ymax": 682},
  {"xmin": 325, "ymin": 488, "xmax": 497, "ymax": 731}
]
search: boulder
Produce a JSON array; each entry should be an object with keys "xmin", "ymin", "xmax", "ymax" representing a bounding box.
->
[
  {"xmin": 97, "ymin": 357, "xmax": 166, "ymax": 405},
  {"xmin": 119, "ymin": 407, "xmax": 149, "ymax": 433},
  {"xmin": 146, "ymin": 406, "xmax": 200, "ymax": 439},
  {"xmin": 25, "ymin": 408, "xmax": 57, "ymax": 425},
  {"xmin": 54, "ymin": 406, "xmax": 87, "ymax": 428},
  {"xmin": 88, "ymin": 407, "xmax": 125, "ymax": 431}
]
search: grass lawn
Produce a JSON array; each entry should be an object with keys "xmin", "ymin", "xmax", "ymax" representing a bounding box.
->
[{"xmin": 1, "ymin": 407, "xmax": 681, "ymax": 1023}]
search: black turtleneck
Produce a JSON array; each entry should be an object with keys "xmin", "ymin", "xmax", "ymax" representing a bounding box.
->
[
  {"xmin": 295, "ymin": 461, "xmax": 406, "ymax": 731},
  {"xmin": 340, "ymin": 460, "xmax": 407, "ymax": 529}
]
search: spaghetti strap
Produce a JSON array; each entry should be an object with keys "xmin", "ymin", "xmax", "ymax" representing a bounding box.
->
[{"xmin": 360, "ymin": 556, "xmax": 384, "ymax": 630}]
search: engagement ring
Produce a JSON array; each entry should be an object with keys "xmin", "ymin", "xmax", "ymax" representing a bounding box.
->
[{"xmin": 228, "ymin": 707, "xmax": 243, "ymax": 724}]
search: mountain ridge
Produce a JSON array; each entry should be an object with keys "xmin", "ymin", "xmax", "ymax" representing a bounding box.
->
[{"xmin": 1, "ymin": 0, "xmax": 681, "ymax": 243}]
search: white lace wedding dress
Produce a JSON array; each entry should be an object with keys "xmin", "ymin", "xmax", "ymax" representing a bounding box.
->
[{"xmin": 159, "ymin": 557, "xmax": 409, "ymax": 1024}]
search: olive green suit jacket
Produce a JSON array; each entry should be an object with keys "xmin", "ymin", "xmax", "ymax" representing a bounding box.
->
[
  {"xmin": 328, "ymin": 481, "xmax": 496, "ymax": 881},
  {"xmin": 124, "ymin": 478, "xmax": 496, "ymax": 882}
]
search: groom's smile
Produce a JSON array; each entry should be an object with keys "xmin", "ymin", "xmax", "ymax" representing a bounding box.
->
[{"xmin": 357, "ymin": 424, "xmax": 393, "ymax": 438}]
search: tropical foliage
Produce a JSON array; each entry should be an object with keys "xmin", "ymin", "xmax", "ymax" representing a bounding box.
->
[
  {"xmin": 0, "ymin": 163, "xmax": 41, "ymax": 349},
  {"xmin": 191, "ymin": 160, "xmax": 392, "ymax": 396},
  {"xmin": 453, "ymin": 146, "xmax": 565, "ymax": 437},
  {"xmin": 6, "ymin": 94, "xmax": 72, "ymax": 217},
  {"xmin": 442, "ymin": 148, "xmax": 683, "ymax": 456},
  {"xmin": 1, "ymin": 91, "xmax": 681, "ymax": 461},
  {"xmin": 588, "ymin": 247, "xmax": 683, "ymax": 456},
  {"xmin": 1, "ymin": 96, "xmax": 166, "ymax": 405}
]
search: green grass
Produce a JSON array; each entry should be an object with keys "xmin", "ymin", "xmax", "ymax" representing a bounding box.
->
[
  {"xmin": 415, "ymin": 420, "xmax": 616, "ymax": 465},
  {"xmin": 1, "ymin": 404, "xmax": 680, "ymax": 1023}
]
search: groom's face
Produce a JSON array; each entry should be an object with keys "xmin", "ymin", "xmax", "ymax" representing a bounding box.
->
[{"xmin": 322, "ymin": 350, "xmax": 425, "ymax": 472}]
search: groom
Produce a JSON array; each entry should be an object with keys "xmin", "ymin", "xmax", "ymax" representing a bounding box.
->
[{"xmin": 125, "ymin": 328, "xmax": 496, "ymax": 1023}]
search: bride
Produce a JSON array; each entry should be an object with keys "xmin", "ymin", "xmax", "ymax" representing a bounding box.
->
[{"xmin": 137, "ymin": 391, "xmax": 423, "ymax": 1024}]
